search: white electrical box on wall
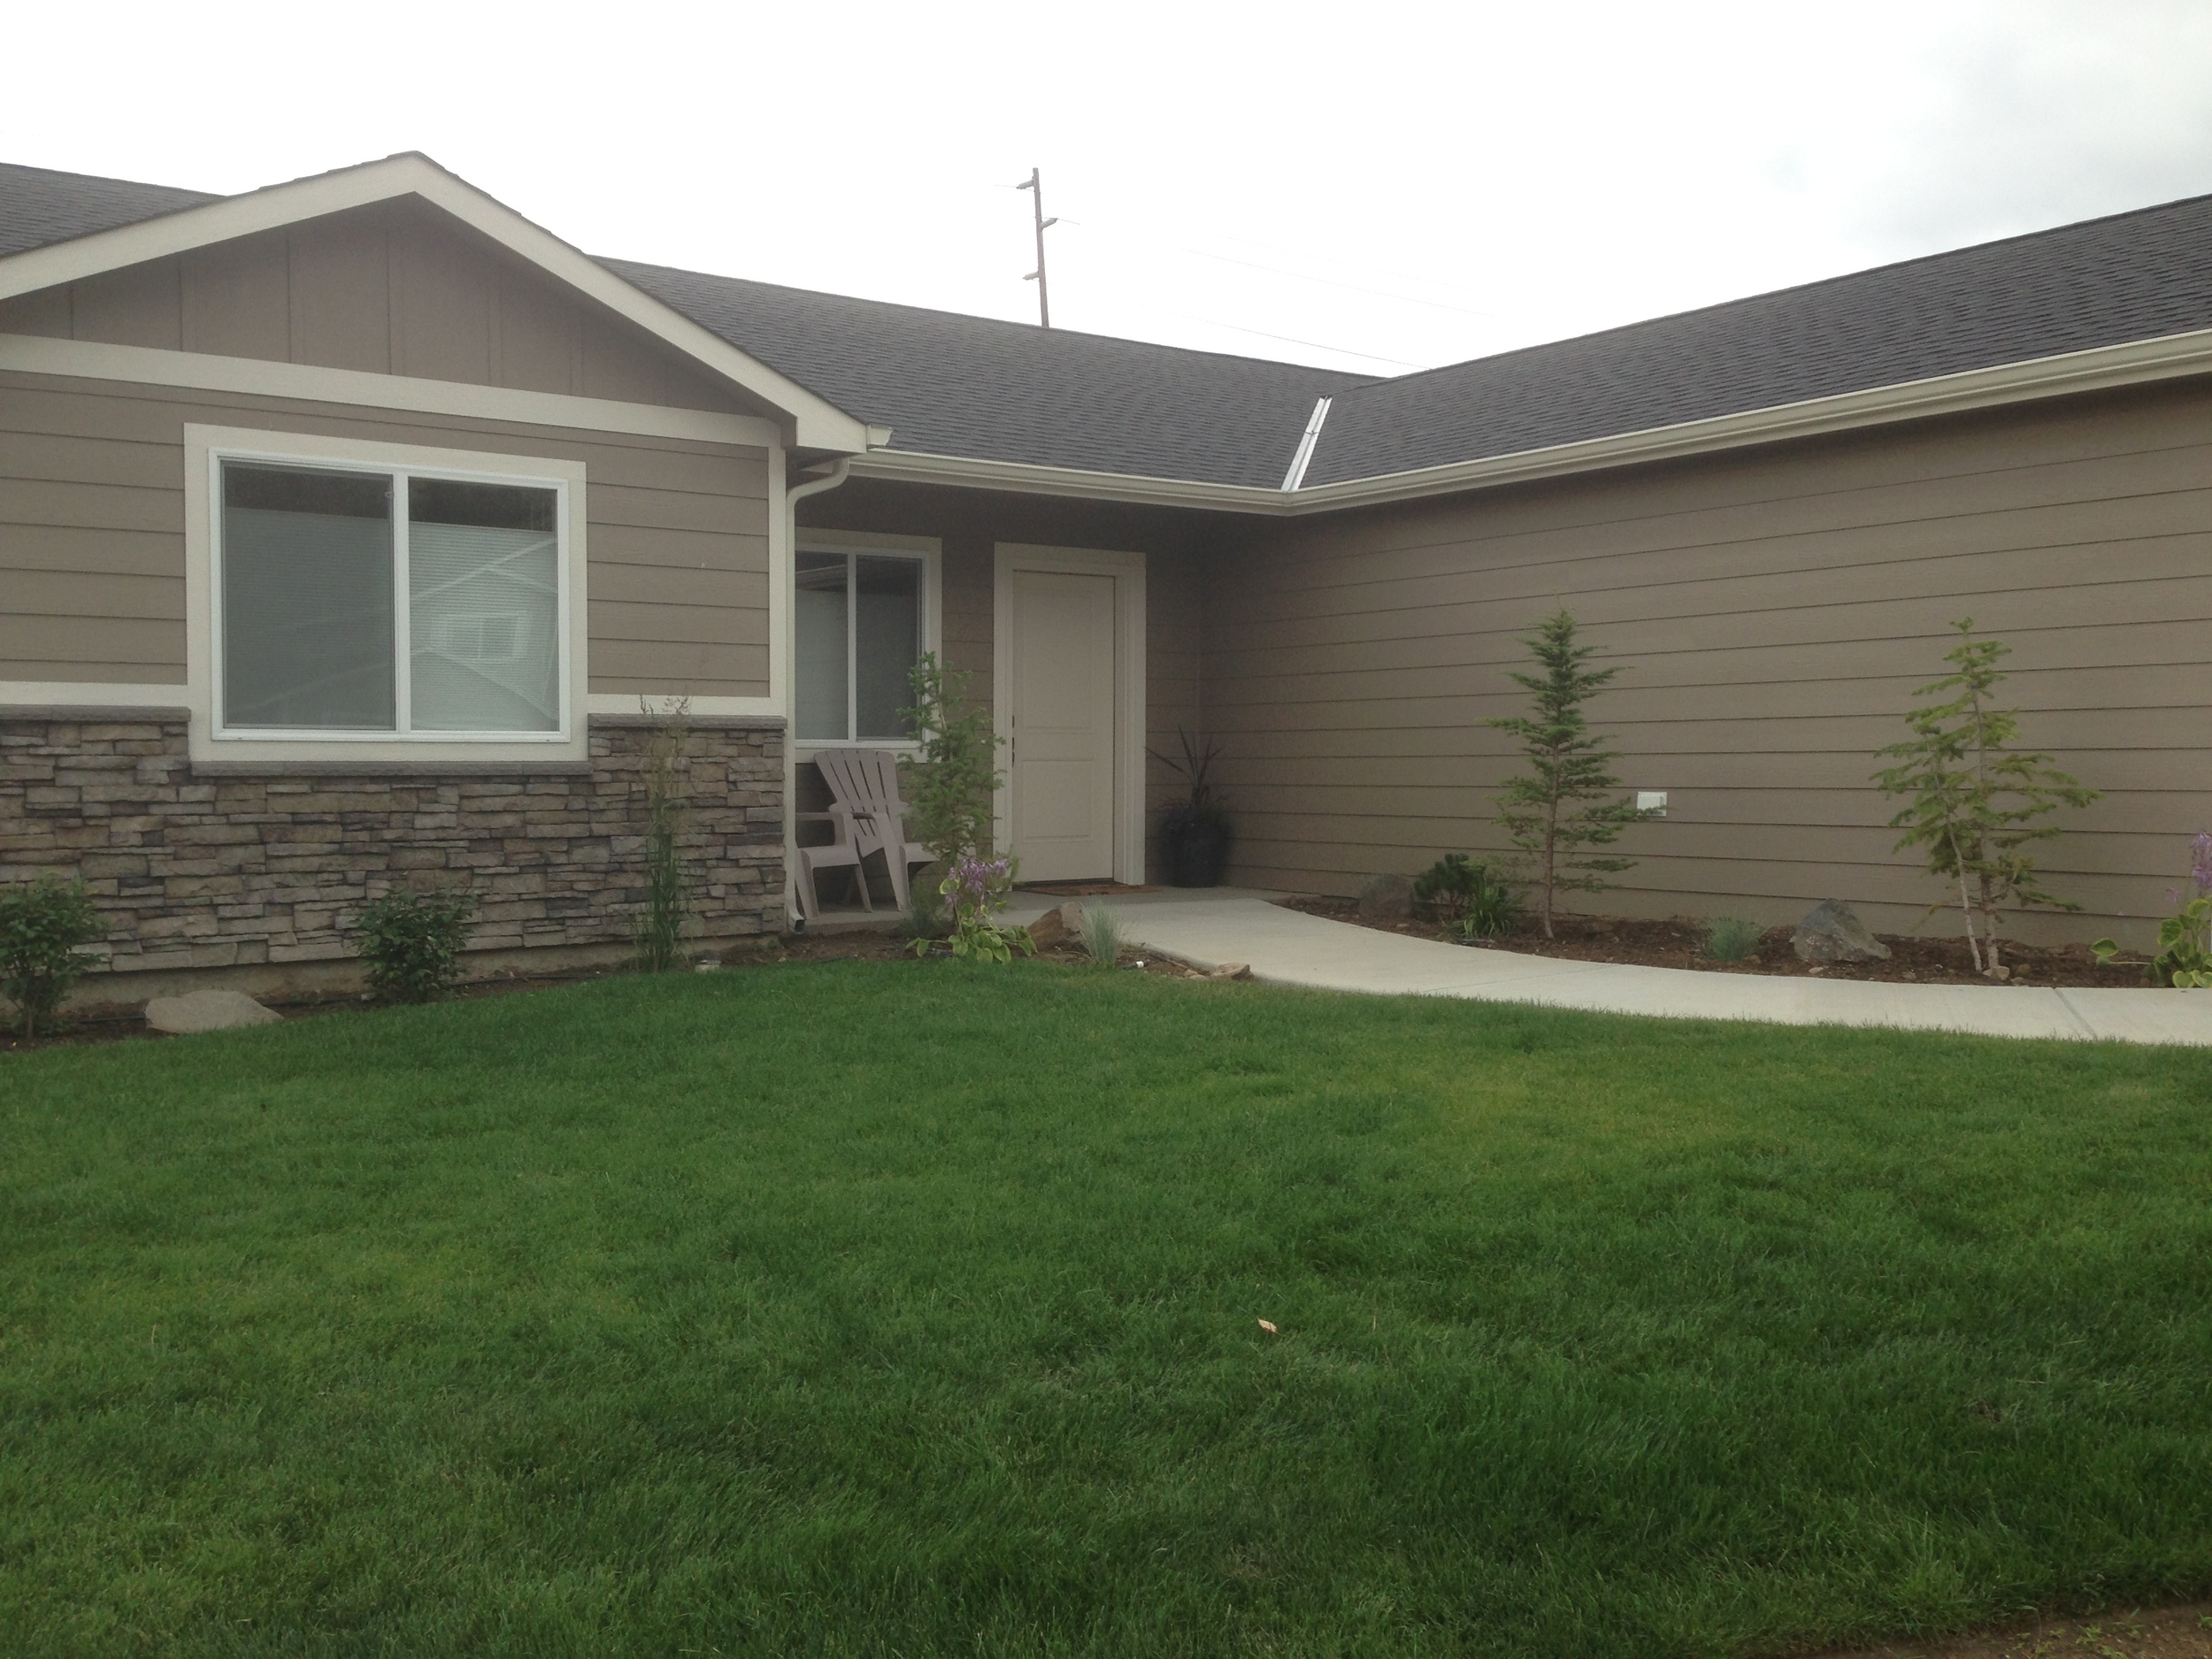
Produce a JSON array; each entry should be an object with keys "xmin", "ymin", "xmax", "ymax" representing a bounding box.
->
[{"xmin": 1636, "ymin": 792, "xmax": 1669, "ymax": 816}]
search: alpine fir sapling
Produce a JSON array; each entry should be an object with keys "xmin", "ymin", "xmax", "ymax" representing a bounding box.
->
[
  {"xmin": 1872, "ymin": 618, "xmax": 2100, "ymax": 975},
  {"xmin": 1486, "ymin": 610, "xmax": 1656, "ymax": 938},
  {"xmin": 902, "ymin": 653, "xmax": 1002, "ymax": 871}
]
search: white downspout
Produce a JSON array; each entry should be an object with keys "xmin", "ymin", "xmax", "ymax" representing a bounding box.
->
[{"xmin": 780, "ymin": 456, "xmax": 855, "ymax": 928}]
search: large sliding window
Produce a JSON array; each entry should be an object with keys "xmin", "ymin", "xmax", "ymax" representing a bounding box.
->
[
  {"xmin": 216, "ymin": 455, "xmax": 567, "ymax": 740},
  {"xmin": 795, "ymin": 548, "xmax": 926, "ymax": 743}
]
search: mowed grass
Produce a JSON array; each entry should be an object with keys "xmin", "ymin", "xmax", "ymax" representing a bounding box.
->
[{"xmin": 4, "ymin": 964, "xmax": 2211, "ymax": 1657}]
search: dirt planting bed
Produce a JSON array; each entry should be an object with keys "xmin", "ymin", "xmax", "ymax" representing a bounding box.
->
[{"xmin": 1286, "ymin": 896, "xmax": 2154, "ymax": 989}]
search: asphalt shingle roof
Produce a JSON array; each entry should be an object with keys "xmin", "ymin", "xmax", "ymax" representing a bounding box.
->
[
  {"xmin": 602, "ymin": 259, "xmax": 1364, "ymax": 488},
  {"xmin": 0, "ymin": 161, "xmax": 219, "ymax": 259},
  {"xmin": 9, "ymin": 157, "xmax": 2212, "ymax": 494},
  {"xmin": 1302, "ymin": 191, "xmax": 2212, "ymax": 488}
]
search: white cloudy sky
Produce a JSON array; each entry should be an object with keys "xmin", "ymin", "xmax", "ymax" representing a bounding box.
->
[{"xmin": 8, "ymin": 0, "xmax": 2212, "ymax": 377}]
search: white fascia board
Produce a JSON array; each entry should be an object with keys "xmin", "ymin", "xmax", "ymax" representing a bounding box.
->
[
  {"xmin": 848, "ymin": 448, "xmax": 1289, "ymax": 513},
  {"xmin": 851, "ymin": 322, "xmax": 2212, "ymax": 517},
  {"xmin": 0, "ymin": 334, "xmax": 782, "ymax": 448},
  {"xmin": 0, "ymin": 152, "xmax": 875, "ymax": 455}
]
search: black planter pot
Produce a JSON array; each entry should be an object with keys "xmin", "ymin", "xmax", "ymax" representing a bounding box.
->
[{"xmin": 1164, "ymin": 818, "xmax": 1232, "ymax": 887}]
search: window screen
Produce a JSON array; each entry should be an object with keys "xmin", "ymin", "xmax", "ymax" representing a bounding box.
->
[
  {"xmin": 221, "ymin": 463, "xmax": 396, "ymax": 729},
  {"xmin": 854, "ymin": 557, "xmax": 921, "ymax": 740},
  {"xmin": 795, "ymin": 549, "xmax": 924, "ymax": 743},
  {"xmin": 795, "ymin": 552, "xmax": 850, "ymax": 741},
  {"xmin": 408, "ymin": 479, "xmax": 561, "ymax": 733}
]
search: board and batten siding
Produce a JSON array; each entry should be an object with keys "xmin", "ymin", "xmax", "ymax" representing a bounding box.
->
[
  {"xmin": 1204, "ymin": 379, "xmax": 2212, "ymax": 947},
  {"xmin": 0, "ymin": 199, "xmax": 751, "ymax": 417},
  {"xmin": 0, "ymin": 370, "xmax": 772, "ymax": 697}
]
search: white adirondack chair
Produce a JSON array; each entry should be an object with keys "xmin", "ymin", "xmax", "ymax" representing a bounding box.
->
[{"xmin": 813, "ymin": 749, "xmax": 937, "ymax": 913}]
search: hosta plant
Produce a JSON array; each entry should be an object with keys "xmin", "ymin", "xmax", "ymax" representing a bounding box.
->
[
  {"xmin": 912, "ymin": 856, "xmax": 1033, "ymax": 964},
  {"xmin": 2094, "ymin": 834, "xmax": 2212, "ymax": 987}
]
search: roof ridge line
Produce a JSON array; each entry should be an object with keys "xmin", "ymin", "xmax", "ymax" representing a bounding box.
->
[
  {"xmin": 1328, "ymin": 186, "xmax": 2212, "ymax": 399},
  {"xmin": 599, "ymin": 254, "xmax": 1386, "ymax": 385}
]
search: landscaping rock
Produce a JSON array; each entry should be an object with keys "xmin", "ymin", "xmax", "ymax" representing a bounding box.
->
[
  {"xmin": 144, "ymin": 988, "xmax": 282, "ymax": 1034},
  {"xmin": 1357, "ymin": 874, "xmax": 1414, "ymax": 923},
  {"xmin": 1208, "ymin": 962, "xmax": 1252, "ymax": 980},
  {"xmin": 1790, "ymin": 900, "xmax": 1891, "ymax": 964},
  {"xmin": 1027, "ymin": 907, "xmax": 1071, "ymax": 950}
]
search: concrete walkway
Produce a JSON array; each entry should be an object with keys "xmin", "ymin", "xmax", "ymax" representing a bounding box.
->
[{"xmin": 1008, "ymin": 890, "xmax": 2212, "ymax": 1046}]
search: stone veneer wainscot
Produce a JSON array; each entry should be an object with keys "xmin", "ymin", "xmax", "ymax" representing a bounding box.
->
[{"xmin": 0, "ymin": 710, "xmax": 785, "ymax": 978}]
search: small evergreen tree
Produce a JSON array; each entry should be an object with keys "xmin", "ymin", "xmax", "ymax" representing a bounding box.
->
[
  {"xmin": 1872, "ymin": 618, "xmax": 2100, "ymax": 974},
  {"xmin": 1487, "ymin": 610, "xmax": 1652, "ymax": 938},
  {"xmin": 902, "ymin": 653, "xmax": 1002, "ymax": 869}
]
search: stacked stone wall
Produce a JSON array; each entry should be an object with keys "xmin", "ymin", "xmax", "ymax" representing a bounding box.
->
[{"xmin": 0, "ymin": 711, "xmax": 784, "ymax": 977}]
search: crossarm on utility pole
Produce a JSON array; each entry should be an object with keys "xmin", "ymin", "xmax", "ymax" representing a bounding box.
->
[{"xmin": 1016, "ymin": 167, "xmax": 1056, "ymax": 327}]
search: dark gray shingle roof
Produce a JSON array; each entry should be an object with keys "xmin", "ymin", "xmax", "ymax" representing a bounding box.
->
[
  {"xmin": 1303, "ymin": 191, "xmax": 2212, "ymax": 488},
  {"xmin": 8, "ymin": 157, "xmax": 2212, "ymax": 493},
  {"xmin": 601, "ymin": 258, "xmax": 1365, "ymax": 488},
  {"xmin": 0, "ymin": 161, "xmax": 219, "ymax": 258}
]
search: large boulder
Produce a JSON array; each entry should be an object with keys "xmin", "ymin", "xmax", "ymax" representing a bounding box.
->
[
  {"xmin": 1357, "ymin": 874, "xmax": 1415, "ymax": 924},
  {"xmin": 144, "ymin": 988, "xmax": 282, "ymax": 1034},
  {"xmin": 1790, "ymin": 900, "xmax": 1891, "ymax": 964}
]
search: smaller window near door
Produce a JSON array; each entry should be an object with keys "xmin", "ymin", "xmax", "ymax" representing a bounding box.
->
[{"xmin": 795, "ymin": 549, "xmax": 923, "ymax": 742}]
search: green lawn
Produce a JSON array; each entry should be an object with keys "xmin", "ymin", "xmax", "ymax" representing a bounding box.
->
[{"xmin": 4, "ymin": 964, "xmax": 2211, "ymax": 1657}]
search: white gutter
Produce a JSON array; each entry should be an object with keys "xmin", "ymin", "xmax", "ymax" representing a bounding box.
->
[
  {"xmin": 848, "ymin": 320, "xmax": 2212, "ymax": 517},
  {"xmin": 1279, "ymin": 396, "xmax": 1332, "ymax": 490}
]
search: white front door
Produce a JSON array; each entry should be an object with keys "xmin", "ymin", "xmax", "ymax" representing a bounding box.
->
[{"xmin": 1009, "ymin": 568, "xmax": 1118, "ymax": 881}]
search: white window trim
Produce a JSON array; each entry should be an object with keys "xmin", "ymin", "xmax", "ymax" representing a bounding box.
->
[
  {"xmin": 790, "ymin": 529, "xmax": 941, "ymax": 757},
  {"xmin": 992, "ymin": 542, "xmax": 1147, "ymax": 887},
  {"xmin": 184, "ymin": 424, "xmax": 588, "ymax": 765}
]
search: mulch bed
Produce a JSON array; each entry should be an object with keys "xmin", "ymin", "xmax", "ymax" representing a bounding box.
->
[
  {"xmin": 1286, "ymin": 896, "xmax": 2154, "ymax": 990},
  {"xmin": 4, "ymin": 925, "xmax": 1217, "ymax": 1054}
]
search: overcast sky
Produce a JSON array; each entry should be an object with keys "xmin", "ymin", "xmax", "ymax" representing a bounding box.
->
[{"xmin": 9, "ymin": 0, "xmax": 2212, "ymax": 377}]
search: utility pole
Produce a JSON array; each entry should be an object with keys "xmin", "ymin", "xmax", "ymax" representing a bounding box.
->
[{"xmin": 1016, "ymin": 167, "xmax": 1057, "ymax": 327}]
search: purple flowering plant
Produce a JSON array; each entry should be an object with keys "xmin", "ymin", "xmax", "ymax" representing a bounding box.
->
[
  {"xmin": 910, "ymin": 854, "xmax": 1035, "ymax": 964},
  {"xmin": 2094, "ymin": 829, "xmax": 2212, "ymax": 987}
]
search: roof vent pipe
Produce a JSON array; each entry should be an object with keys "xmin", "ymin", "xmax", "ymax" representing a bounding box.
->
[{"xmin": 1279, "ymin": 396, "xmax": 1332, "ymax": 490}]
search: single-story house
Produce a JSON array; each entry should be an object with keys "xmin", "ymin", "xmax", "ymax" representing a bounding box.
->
[{"xmin": 3, "ymin": 152, "xmax": 2208, "ymax": 995}]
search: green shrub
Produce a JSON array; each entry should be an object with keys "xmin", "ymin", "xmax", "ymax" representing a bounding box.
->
[
  {"xmin": 1413, "ymin": 853, "xmax": 1481, "ymax": 923},
  {"xmin": 1419, "ymin": 855, "xmax": 1520, "ymax": 941},
  {"xmin": 0, "ymin": 875, "xmax": 104, "ymax": 1038},
  {"xmin": 1704, "ymin": 916, "xmax": 1764, "ymax": 962},
  {"xmin": 353, "ymin": 889, "xmax": 479, "ymax": 1003}
]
